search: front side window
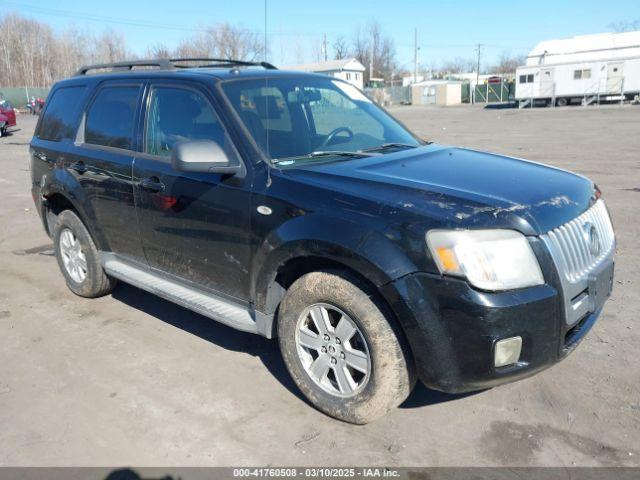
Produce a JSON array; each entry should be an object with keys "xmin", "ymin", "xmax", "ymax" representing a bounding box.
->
[
  {"xmin": 221, "ymin": 76, "xmax": 420, "ymax": 163},
  {"xmin": 85, "ymin": 86, "xmax": 140, "ymax": 150},
  {"xmin": 38, "ymin": 86, "xmax": 87, "ymax": 141},
  {"xmin": 145, "ymin": 87, "xmax": 226, "ymax": 157}
]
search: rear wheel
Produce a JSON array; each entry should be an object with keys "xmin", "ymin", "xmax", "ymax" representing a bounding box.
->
[
  {"xmin": 556, "ymin": 97, "xmax": 568, "ymax": 107},
  {"xmin": 53, "ymin": 210, "xmax": 116, "ymax": 298},
  {"xmin": 278, "ymin": 270, "xmax": 415, "ymax": 424}
]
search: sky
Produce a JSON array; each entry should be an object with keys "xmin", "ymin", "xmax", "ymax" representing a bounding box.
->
[{"xmin": 0, "ymin": 0, "xmax": 638, "ymax": 71}]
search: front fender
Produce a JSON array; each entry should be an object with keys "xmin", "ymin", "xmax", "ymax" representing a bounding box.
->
[{"xmin": 251, "ymin": 213, "xmax": 418, "ymax": 314}]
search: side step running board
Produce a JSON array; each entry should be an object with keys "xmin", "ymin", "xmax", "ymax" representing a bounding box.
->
[{"xmin": 102, "ymin": 254, "xmax": 271, "ymax": 337}]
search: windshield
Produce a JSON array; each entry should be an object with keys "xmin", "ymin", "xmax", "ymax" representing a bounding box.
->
[{"xmin": 221, "ymin": 76, "xmax": 420, "ymax": 164}]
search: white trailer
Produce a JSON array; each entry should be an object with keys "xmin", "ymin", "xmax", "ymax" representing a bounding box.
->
[{"xmin": 515, "ymin": 31, "xmax": 640, "ymax": 107}]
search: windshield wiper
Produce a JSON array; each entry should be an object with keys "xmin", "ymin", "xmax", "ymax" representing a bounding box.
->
[
  {"xmin": 361, "ymin": 143, "xmax": 419, "ymax": 153},
  {"xmin": 273, "ymin": 150, "xmax": 377, "ymax": 164},
  {"xmin": 307, "ymin": 150, "xmax": 377, "ymax": 158}
]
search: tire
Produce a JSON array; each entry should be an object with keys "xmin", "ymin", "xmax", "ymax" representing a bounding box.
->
[
  {"xmin": 278, "ymin": 270, "xmax": 415, "ymax": 424},
  {"xmin": 556, "ymin": 97, "xmax": 568, "ymax": 107},
  {"xmin": 53, "ymin": 210, "xmax": 116, "ymax": 298}
]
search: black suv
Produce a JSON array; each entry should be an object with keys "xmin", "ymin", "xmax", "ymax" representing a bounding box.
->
[{"xmin": 30, "ymin": 58, "xmax": 615, "ymax": 424}]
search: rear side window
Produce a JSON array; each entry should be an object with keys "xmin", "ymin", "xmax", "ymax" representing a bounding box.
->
[
  {"xmin": 38, "ymin": 86, "xmax": 87, "ymax": 141},
  {"xmin": 85, "ymin": 86, "xmax": 140, "ymax": 150}
]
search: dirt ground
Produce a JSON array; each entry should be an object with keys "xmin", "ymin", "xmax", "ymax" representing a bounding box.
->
[{"xmin": 0, "ymin": 105, "xmax": 638, "ymax": 467}]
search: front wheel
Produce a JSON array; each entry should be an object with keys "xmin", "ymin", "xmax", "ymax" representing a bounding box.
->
[{"xmin": 278, "ymin": 270, "xmax": 415, "ymax": 424}]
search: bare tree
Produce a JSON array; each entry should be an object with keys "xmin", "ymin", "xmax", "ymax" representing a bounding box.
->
[
  {"xmin": 351, "ymin": 21, "xmax": 397, "ymax": 83},
  {"xmin": 175, "ymin": 23, "xmax": 265, "ymax": 61},
  {"xmin": 0, "ymin": 13, "xmax": 271, "ymax": 87},
  {"xmin": 146, "ymin": 43, "xmax": 172, "ymax": 59},
  {"xmin": 440, "ymin": 57, "xmax": 476, "ymax": 74},
  {"xmin": 608, "ymin": 19, "xmax": 640, "ymax": 32},
  {"xmin": 488, "ymin": 52, "xmax": 527, "ymax": 74},
  {"xmin": 92, "ymin": 29, "xmax": 129, "ymax": 64},
  {"xmin": 333, "ymin": 36, "xmax": 349, "ymax": 60}
]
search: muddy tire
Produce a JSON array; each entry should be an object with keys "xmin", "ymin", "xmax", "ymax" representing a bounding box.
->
[
  {"xmin": 53, "ymin": 210, "xmax": 116, "ymax": 298},
  {"xmin": 278, "ymin": 270, "xmax": 415, "ymax": 424}
]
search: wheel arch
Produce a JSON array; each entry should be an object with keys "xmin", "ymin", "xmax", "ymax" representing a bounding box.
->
[
  {"xmin": 41, "ymin": 187, "xmax": 107, "ymax": 251},
  {"xmin": 252, "ymin": 214, "xmax": 419, "ymax": 337}
]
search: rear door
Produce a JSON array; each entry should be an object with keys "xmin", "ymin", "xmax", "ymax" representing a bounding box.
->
[
  {"xmin": 73, "ymin": 80, "xmax": 146, "ymax": 262},
  {"xmin": 133, "ymin": 81, "xmax": 253, "ymax": 301},
  {"xmin": 606, "ymin": 62, "xmax": 624, "ymax": 92}
]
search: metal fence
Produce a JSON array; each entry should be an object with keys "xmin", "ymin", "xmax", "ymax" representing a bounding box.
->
[
  {"xmin": 473, "ymin": 81, "xmax": 514, "ymax": 103},
  {"xmin": 0, "ymin": 87, "xmax": 50, "ymax": 107},
  {"xmin": 364, "ymin": 86, "xmax": 411, "ymax": 106}
]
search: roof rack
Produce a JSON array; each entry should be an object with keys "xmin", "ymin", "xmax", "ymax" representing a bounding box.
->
[{"xmin": 75, "ymin": 57, "xmax": 277, "ymax": 76}]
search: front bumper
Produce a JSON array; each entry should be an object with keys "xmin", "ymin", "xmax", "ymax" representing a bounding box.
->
[{"xmin": 380, "ymin": 245, "xmax": 613, "ymax": 393}]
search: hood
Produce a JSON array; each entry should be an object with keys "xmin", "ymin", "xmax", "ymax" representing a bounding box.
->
[{"xmin": 282, "ymin": 144, "xmax": 596, "ymax": 234}]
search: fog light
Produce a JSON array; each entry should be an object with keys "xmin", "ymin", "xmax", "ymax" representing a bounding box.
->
[{"xmin": 494, "ymin": 336, "xmax": 522, "ymax": 367}]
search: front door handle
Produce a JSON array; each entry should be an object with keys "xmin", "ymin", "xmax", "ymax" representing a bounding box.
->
[
  {"xmin": 140, "ymin": 176, "xmax": 165, "ymax": 193},
  {"xmin": 69, "ymin": 161, "xmax": 87, "ymax": 174}
]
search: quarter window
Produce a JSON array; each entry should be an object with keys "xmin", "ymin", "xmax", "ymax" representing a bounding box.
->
[
  {"xmin": 85, "ymin": 86, "xmax": 140, "ymax": 150},
  {"xmin": 145, "ymin": 87, "xmax": 226, "ymax": 157},
  {"xmin": 38, "ymin": 86, "xmax": 87, "ymax": 141}
]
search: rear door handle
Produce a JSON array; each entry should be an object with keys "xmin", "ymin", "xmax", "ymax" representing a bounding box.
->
[
  {"xmin": 140, "ymin": 176, "xmax": 165, "ymax": 193},
  {"xmin": 69, "ymin": 161, "xmax": 87, "ymax": 174}
]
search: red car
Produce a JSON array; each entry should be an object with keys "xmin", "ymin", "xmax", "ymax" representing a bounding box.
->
[{"xmin": 0, "ymin": 100, "xmax": 17, "ymax": 137}]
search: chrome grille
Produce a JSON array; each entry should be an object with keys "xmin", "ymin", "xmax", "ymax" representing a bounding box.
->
[{"xmin": 543, "ymin": 200, "xmax": 615, "ymax": 283}]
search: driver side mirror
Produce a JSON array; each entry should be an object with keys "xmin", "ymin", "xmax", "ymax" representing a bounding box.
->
[{"xmin": 171, "ymin": 140, "xmax": 242, "ymax": 175}]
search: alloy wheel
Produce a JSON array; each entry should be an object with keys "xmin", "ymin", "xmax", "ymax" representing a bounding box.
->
[
  {"xmin": 295, "ymin": 303, "xmax": 371, "ymax": 398},
  {"xmin": 59, "ymin": 228, "xmax": 88, "ymax": 283}
]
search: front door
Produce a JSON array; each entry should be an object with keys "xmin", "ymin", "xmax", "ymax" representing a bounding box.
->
[
  {"xmin": 539, "ymin": 68, "xmax": 554, "ymax": 98},
  {"xmin": 133, "ymin": 82, "xmax": 253, "ymax": 301},
  {"xmin": 606, "ymin": 62, "xmax": 624, "ymax": 92}
]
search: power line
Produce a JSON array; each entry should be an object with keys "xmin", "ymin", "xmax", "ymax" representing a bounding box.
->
[{"xmin": 0, "ymin": 1, "xmax": 325, "ymax": 37}]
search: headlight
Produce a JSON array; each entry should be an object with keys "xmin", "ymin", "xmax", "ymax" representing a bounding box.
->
[{"xmin": 426, "ymin": 229, "xmax": 544, "ymax": 291}]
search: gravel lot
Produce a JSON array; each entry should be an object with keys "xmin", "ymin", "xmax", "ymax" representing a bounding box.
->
[{"xmin": 1, "ymin": 105, "xmax": 639, "ymax": 467}]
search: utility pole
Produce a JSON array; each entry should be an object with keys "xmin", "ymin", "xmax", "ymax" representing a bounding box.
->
[
  {"xmin": 323, "ymin": 34, "xmax": 328, "ymax": 61},
  {"xmin": 414, "ymin": 28, "xmax": 418, "ymax": 84},
  {"xmin": 369, "ymin": 33, "xmax": 374, "ymax": 84},
  {"xmin": 473, "ymin": 43, "xmax": 482, "ymax": 104},
  {"xmin": 475, "ymin": 43, "xmax": 483, "ymax": 88}
]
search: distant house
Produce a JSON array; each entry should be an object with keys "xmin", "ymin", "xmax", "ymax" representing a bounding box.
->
[{"xmin": 284, "ymin": 58, "xmax": 367, "ymax": 89}]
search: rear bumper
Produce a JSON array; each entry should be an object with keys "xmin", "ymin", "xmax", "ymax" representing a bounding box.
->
[{"xmin": 380, "ymin": 265, "xmax": 609, "ymax": 393}]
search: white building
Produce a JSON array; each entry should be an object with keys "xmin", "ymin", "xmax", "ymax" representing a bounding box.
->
[
  {"xmin": 515, "ymin": 31, "xmax": 640, "ymax": 106},
  {"xmin": 284, "ymin": 58, "xmax": 366, "ymax": 89}
]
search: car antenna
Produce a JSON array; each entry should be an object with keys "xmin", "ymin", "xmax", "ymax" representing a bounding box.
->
[{"xmin": 264, "ymin": 0, "xmax": 272, "ymax": 188}]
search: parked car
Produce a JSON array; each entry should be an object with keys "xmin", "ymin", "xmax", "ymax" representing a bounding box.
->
[
  {"xmin": 30, "ymin": 58, "xmax": 615, "ymax": 424},
  {"xmin": 25, "ymin": 96, "xmax": 45, "ymax": 115},
  {"xmin": 0, "ymin": 99, "xmax": 16, "ymax": 136}
]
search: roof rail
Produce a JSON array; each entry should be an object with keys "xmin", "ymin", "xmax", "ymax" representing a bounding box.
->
[
  {"xmin": 170, "ymin": 58, "xmax": 278, "ymax": 70},
  {"xmin": 75, "ymin": 57, "xmax": 277, "ymax": 76}
]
